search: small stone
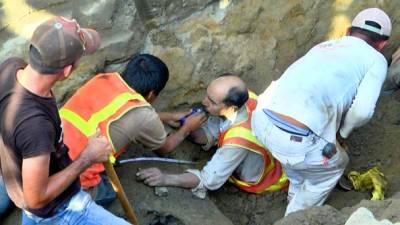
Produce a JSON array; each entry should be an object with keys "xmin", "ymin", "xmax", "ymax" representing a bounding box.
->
[
  {"xmin": 155, "ymin": 187, "xmax": 169, "ymax": 197},
  {"xmin": 351, "ymin": 149, "xmax": 361, "ymax": 157},
  {"xmin": 239, "ymin": 215, "xmax": 249, "ymax": 225}
]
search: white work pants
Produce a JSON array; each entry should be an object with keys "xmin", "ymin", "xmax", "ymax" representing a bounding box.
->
[{"xmin": 252, "ymin": 109, "xmax": 349, "ymax": 216}]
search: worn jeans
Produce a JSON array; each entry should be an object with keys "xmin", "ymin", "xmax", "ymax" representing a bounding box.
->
[
  {"xmin": 85, "ymin": 172, "xmax": 117, "ymax": 207},
  {"xmin": 252, "ymin": 109, "xmax": 349, "ymax": 216},
  {"xmin": 22, "ymin": 189, "xmax": 131, "ymax": 225},
  {"xmin": 0, "ymin": 175, "xmax": 11, "ymax": 215}
]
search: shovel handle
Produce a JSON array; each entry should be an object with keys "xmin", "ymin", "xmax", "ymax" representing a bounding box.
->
[{"xmin": 103, "ymin": 161, "xmax": 139, "ymax": 225}]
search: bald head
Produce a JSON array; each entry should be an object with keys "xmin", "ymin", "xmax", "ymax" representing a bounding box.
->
[{"xmin": 208, "ymin": 75, "xmax": 248, "ymax": 109}]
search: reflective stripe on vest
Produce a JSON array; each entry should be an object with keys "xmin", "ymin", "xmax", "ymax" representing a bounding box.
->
[
  {"xmin": 60, "ymin": 73, "xmax": 149, "ymax": 188},
  {"xmin": 60, "ymin": 92, "xmax": 145, "ymax": 137},
  {"xmin": 219, "ymin": 91, "xmax": 288, "ymax": 193}
]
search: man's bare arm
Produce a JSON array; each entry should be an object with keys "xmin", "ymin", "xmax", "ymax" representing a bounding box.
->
[
  {"xmin": 22, "ymin": 129, "xmax": 111, "ymax": 209},
  {"xmin": 157, "ymin": 111, "xmax": 189, "ymax": 128},
  {"xmin": 155, "ymin": 113, "xmax": 207, "ymax": 155},
  {"xmin": 136, "ymin": 167, "xmax": 199, "ymax": 188}
]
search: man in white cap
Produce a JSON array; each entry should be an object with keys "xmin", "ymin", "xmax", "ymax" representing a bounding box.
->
[
  {"xmin": 0, "ymin": 17, "xmax": 130, "ymax": 224},
  {"xmin": 251, "ymin": 8, "xmax": 391, "ymax": 216}
]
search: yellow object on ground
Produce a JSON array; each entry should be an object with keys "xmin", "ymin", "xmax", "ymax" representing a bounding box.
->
[{"xmin": 348, "ymin": 167, "xmax": 388, "ymax": 201}]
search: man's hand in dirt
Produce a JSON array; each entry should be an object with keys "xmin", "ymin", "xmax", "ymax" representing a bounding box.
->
[
  {"xmin": 182, "ymin": 112, "xmax": 207, "ymax": 132},
  {"xmin": 81, "ymin": 129, "xmax": 113, "ymax": 164},
  {"xmin": 136, "ymin": 167, "xmax": 167, "ymax": 186}
]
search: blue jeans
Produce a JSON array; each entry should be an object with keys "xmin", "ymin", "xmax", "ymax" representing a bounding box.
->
[
  {"xmin": 87, "ymin": 173, "xmax": 117, "ymax": 207},
  {"xmin": 22, "ymin": 189, "xmax": 131, "ymax": 225},
  {"xmin": 0, "ymin": 175, "xmax": 11, "ymax": 215}
]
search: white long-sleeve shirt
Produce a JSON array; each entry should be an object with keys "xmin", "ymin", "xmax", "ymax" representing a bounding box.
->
[
  {"xmin": 257, "ymin": 36, "xmax": 388, "ymax": 143},
  {"xmin": 187, "ymin": 107, "xmax": 263, "ymax": 198}
]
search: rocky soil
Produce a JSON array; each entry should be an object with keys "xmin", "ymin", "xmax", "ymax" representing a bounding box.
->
[
  {"xmin": 2, "ymin": 0, "xmax": 400, "ymax": 224},
  {"xmin": 4, "ymin": 91, "xmax": 400, "ymax": 225}
]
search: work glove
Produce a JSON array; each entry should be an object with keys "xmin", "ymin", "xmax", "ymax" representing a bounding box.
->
[{"xmin": 348, "ymin": 167, "xmax": 388, "ymax": 201}]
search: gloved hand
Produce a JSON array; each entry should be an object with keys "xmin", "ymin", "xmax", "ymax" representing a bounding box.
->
[{"xmin": 348, "ymin": 167, "xmax": 388, "ymax": 201}]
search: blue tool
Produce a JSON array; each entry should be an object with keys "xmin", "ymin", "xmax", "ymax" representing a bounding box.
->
[{"xmin": 179, "ymin": 107, "xmax": 203, "ymax": 126}]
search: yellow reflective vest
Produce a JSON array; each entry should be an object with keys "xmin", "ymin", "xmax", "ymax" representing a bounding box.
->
[
  {"xmin": 218, "ymin": 91, "xmax": 288, "ymax": 193},
  {"xmin": 60, "ymin": 73, "xmax": 149, "ymax": 188}
]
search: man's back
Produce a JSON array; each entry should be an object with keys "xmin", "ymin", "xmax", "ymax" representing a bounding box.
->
[{"xmin": 259, "ymin": 36, "xmax": 387, "ymax": 142}]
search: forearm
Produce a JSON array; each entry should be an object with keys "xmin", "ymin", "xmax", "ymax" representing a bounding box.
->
[
  {"xmin": 340, "ymin": 110, "xmax": 373, "ymax": 138},
  {"xmin": 45, "ymin": 156, "xmax": 91, "ymax": 200},
  {"xmin": 157, "ymin": 112, "xmax": 173, "ymax": 122},
  {"xmin": 23, "ymin": 153, "xmax": 92, "ymax": 208},
  {"xmin": 156, "ymin": 126, "xmax": 191, "ymax": 154},
  {"xmin": 164, "ymin": 173, "xmax": 200, "ymax": 188},
  {"xmin": 340, "ymin": 63, "xmax": 387, "ymax": 138}
]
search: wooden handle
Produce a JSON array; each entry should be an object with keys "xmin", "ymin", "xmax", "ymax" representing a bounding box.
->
[{"xmin": 103, "ymin": 161, "xmax": 139, "ymax": 225}]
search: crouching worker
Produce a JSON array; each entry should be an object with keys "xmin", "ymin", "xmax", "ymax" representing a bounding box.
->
[
  {"xmin": 61, "ymin": 54, "xmax": 206, "ymax": 206},
  {"xmin": 137, "ymin": 75, "xmax": 288, "ymax": 198}
]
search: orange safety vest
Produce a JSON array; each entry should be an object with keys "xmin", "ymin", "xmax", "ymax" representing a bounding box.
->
[
  {"xmin": 218, "ymin": 91, "xmax": 288, "ymax": 193},
  {"xmin": 60, "ymin": 73, "xmax": 149, "ymax": 189}
]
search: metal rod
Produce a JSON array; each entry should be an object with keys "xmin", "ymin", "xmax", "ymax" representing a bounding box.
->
[{"xmin": 118, "ymin": 157, "xmax": 198, "ymax": 165}]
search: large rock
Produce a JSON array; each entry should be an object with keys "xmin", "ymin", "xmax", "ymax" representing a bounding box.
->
[
  {"xmin": 273, "ymin": 205, "xmax": 347, "ymax": 225},
  {"xmin": 345, "ymin": 207, "xmax": 400, "ymax": 225},
  {"xmin": 341, "ymin": 197, "xmax": 400, "ymax": 224}
]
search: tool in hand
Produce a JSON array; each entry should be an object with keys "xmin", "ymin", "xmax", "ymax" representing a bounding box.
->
[{"xmin": 178, "ymin": 107, "xmax": 204, "ymax": 126}]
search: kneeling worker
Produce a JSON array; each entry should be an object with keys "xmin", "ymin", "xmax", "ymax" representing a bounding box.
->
[
  {"xmin": 137, "ymin": 75, "xmax": 288, "ymax": 198},
  {"xmin": 61, "ymin": 54, "xmax": 206, "ymax": 205}
]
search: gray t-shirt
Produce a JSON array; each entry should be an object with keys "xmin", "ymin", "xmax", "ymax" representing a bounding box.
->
[{"xmin": 109, "ymin": 106, "xmax": 167, "ymax": 152}]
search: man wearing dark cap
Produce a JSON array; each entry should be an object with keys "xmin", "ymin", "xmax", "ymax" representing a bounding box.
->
[
  {"xmin": 252, "ymin": 8, "xmax": 392, "ymax": 216},
  {"xmin": 0, "ymin": 17, "xmax": 130, "ymax": 224}
]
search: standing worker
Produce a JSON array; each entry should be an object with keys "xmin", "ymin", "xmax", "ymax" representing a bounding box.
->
[
  {"xmin": 0, "ymin": 17, "xmax": 131, "ymax": 224},
  {"xmin": 251, "ymin": 8, "xmax": 392, "ymax": 216}
]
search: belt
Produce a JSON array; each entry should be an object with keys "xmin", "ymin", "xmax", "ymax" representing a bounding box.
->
[{"xmin": 263, "ymin": 109, "xmax": 311, "ymax": 136}]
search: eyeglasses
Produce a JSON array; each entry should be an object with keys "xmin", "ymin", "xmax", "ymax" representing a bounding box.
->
[
  {"xmin": 59, "ymin": 17, "xmax": 87, "ymax": 53},
  {"xmin": 205, "ymin": 94, "xmax": 222, "ymax": 106}
]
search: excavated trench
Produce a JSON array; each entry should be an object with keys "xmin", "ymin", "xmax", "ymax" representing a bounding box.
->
[
  {"xmin": 102, "ymin": 88, "xmax": 400, "ymax": 225},
  {"xmin": 95, "ymin": 88, "xmax": 400, "ymax": 225},
  {"xmin": 1, "ymin": 1, "xmax": 400, "ymax": 224},
  {"xmin": 3, "ymin": 91, "xmax": 400, "ymax": 225}
]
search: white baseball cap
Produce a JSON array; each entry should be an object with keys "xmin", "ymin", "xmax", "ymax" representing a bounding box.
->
[{"xmin": 351, "ymin": 8, "xmax": 391, "ymax": 37}]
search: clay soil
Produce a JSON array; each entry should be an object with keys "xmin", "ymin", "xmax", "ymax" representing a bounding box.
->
[{"xmin": 3, "ymin": 92, "xmax": 400, "ymax": 225}]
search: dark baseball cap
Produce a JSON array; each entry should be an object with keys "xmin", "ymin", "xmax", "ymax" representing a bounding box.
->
[{"xmin": 29, "ymin": 16, "xmax": 101, "ymax": 74}]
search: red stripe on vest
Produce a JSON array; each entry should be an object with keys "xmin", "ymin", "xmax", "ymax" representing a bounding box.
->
[{"xmin": 218, "ymin": 94, "xmax": 288, "ymax": 193}]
